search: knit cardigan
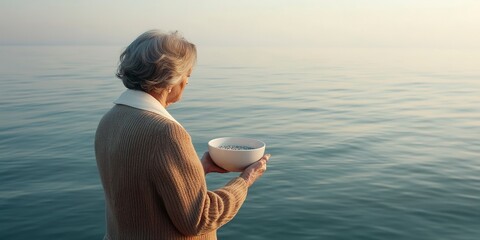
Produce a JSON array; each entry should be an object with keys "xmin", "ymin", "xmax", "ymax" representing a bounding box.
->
[{"xmin": 95, "ymin": 105, "xmax": 248, "ymax": 240}]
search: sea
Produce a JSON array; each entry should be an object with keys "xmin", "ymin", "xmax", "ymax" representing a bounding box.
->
[{"xmin": 0, "ymin": 45, "xmax": 479, "ymax": 240}]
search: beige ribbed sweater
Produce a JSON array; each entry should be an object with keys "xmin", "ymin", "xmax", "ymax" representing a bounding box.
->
[{"xmin": 95, "ymin": 105, "xmax": 248, "ymax": 240}]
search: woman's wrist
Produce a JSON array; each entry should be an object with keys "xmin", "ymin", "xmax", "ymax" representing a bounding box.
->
[{"xmin": 239, "ymin": 173, "xmax": 252, "ymax": 187}]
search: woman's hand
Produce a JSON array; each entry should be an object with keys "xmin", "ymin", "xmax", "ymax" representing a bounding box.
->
[
  {"xmin": 201, "ymin": 152, "xmax": 229, "ymax": 175},
  {"xmin": 240, "ymin": 154, "xmax": 271, "ymax": 187}
]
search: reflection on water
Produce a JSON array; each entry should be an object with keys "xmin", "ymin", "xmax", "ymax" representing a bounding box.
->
[{"xmin": 0, "ymin": 46, "xmax": 479, "ymax": 240}]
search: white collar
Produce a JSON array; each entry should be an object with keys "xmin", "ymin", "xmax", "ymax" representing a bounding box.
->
[{"xmin": 114, "ymin": 89, "xmax": 181, "ymax": 126}]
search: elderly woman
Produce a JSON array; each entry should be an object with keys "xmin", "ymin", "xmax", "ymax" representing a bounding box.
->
[{"xmin": 95, "ymin": 30, "xmax": 270, "ymax": 240}]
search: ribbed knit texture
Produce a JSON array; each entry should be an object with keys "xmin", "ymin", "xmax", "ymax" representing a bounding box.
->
[{"xmin": 95, "ymin": 105, "xmax": 248, "ymax": 240}]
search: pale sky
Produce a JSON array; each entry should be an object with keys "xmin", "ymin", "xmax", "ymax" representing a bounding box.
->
[{"xmin": 1, "ymin": 0, "xmax": 479, "ymax": 48}]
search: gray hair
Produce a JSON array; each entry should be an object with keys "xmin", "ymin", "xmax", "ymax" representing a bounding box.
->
[{"xmin": 116, "ymin": 30, "xmax": 197, "ymax": 93}]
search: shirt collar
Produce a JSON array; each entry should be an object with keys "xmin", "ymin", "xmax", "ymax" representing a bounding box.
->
[{"xmin": 113, "ymin": 89, "xmax": 181, "ymax": 126}]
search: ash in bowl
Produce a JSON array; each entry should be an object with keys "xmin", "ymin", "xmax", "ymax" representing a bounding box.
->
[{"xmin": 218, "ymin": 145, "xmax": 255, "ymax": 150}]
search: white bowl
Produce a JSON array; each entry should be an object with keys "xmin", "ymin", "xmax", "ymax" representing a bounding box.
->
[{"xmin": 208, "ymin": 137, "xmax": 266, "ymax": 172}]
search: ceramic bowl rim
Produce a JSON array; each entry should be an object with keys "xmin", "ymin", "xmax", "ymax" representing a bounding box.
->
[{"xmin": 208, "ymin": 137, "xmax": 266, "ymax": 152}]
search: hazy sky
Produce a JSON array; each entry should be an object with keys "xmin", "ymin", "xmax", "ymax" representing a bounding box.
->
[{"xmin": 1, "ymin": 0, "xmax": 479, "ymax": 48}]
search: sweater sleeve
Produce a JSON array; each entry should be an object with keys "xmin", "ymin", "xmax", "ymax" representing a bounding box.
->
[{"xmin": 150, "ymin": 122, "xmax": 248, "ymax": 236}]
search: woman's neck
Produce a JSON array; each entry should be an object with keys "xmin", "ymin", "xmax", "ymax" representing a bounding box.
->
[{"xmin": 148, "ymin": 90, "xmax": 169, "ymax": 108}]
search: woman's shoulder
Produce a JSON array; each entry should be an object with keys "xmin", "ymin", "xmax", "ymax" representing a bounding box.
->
[
  {"xmin": 102, "ymin": 105, "xmax": 188, "ymax": 136},
  {"xmin": 146, "ymin": 113, "xmax": 190, "ymax": 141}
]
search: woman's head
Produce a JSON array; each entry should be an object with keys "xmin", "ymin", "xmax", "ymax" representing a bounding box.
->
[{"xmin": 116, "ymin": 30, "xmax": 197, "ymax": 94}]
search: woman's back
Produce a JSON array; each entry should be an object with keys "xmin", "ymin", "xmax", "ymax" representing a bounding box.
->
[{"xmin": 95, "ymin": 105, "xmax": 247, "ymax": 240}]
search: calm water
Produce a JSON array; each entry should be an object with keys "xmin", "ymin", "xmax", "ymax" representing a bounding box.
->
[{"xmin": 0, "ymin": 46, "xmax": 479, "ymax": 240}]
